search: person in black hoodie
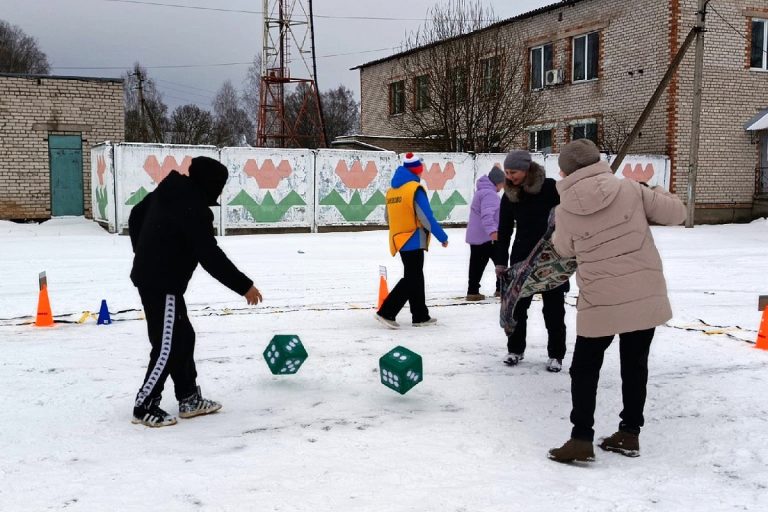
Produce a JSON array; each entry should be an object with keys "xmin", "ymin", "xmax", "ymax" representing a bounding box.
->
[
  {"xmin": 129, "ymin": 156, "xmax": 262, "ymax": 427},
  {"xmin": 495, "ymin": 149, "xmax": 567, "ymax": 372}
]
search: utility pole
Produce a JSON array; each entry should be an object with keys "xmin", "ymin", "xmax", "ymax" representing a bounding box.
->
[
  {"xmin": 133, "ymin": 68, "xmax": 163, "ymax": 143},
  {"xmin": 308, "ymin": 0, "xmax": 327, "ymax": 147},
  {"xmin": 133, "ymin": 70, "xmax": 149, "ymax": 142},
  {"xmin": 686, "ymin": 0, "xmax": 709, "ymax": 228},
  {"xmin": 611, "ymin": 27, "xmax": 698, "ymax": 172}
]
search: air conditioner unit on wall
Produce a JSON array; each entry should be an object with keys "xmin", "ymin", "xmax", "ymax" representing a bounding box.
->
[{"xmin": 545, "ymin": 69, "xmax": 563, "ymax": 86}]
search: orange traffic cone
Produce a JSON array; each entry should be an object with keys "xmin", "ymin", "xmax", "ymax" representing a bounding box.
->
[
  {"xmin": 35, "ymin": 285, "xmax": 54, "ymax": 327},
  {"xmin": 756, "ymin": 307, "xmax": 768, "ymax": 350},
  {"xmin": 377, "ymin": 266, "xmax": 389, "ymax": 309}
]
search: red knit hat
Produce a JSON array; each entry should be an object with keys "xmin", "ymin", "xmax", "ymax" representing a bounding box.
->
[{"xmin": 403, "ymin": 153, "xmax": 424, "ymax": 175}]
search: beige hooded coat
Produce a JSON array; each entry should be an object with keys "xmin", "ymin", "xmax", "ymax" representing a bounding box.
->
[{"xmin": 553, "ymin": 161, "xmax": 686, "ymax": 338}]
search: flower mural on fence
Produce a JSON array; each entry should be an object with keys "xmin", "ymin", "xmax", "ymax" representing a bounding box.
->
[
  {"xmin": 622, "ymin": 163, "xmax": 655, "ymax": 183},
  {"xmin": 421, "ymin": 162, "xmax": 456, "ymax": 190},
  {"xmin": 244, "ymin": 159, "xmax": 292, "ymax": 188},
  {"xmin": 229, "ymin": 190, "xmax": 305, "ymax": 222},
  {"xmin": 335, "ymin": 160, "xmax": 378, "ymax": 189},
  {"xmin": 143, "ymin": 155, "xmax": 192, "ymax": 183},
  {"xmin": 320, "ymin": 159, "xmax": 385, "ymax": 222},
  {"xmin": 125, "ymin": 155, "xmax": 193, "ymax": 205},
  {"xmin": 430, "ymin": 191, "xmax": 467, "ymax": 221},
  {"xmin": 420, "ymin": 161, "xmax": 466, "ymax": 221},
  {"xmin": 95, "ymin": 155, "xmax": 109, "ymax": 219},
  {"xmin": 228, "ymin": 158, "xmax": 306, "ymax": 223}
]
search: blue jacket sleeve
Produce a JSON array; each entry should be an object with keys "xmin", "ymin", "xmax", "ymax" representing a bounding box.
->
[{"xmin": 414, "ymin": 187, "xmax": 448, "ymax": 243}]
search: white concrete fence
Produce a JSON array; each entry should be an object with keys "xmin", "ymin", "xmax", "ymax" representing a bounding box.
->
[{"xmin": 90, "ymin": 142, "xmax": 671, "ymax": 234}]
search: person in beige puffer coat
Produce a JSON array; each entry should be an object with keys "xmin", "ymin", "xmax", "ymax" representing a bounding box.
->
[{"xmin": 547, "ymin": 139, "xmax": 686, "ymax": 464}]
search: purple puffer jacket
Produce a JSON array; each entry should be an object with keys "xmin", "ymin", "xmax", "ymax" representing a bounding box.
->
[{"xmin": 465, "ymin": 175, "xmax": 501, "ymax": 245}]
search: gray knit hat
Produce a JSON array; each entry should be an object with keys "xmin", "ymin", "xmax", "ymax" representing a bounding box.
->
[
  {"xmin": 488, "ymin": 166, "xmax": 505, "ymax": 185},
  {"xmin": 503, "ymin": 150, "xmax": 531, "ymax": 173},
  {"xmin": 559, "ymin": 139, "xmax": 601, "ymax": 176}
]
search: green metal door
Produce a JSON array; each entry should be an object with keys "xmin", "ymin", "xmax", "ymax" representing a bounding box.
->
[{"xmin": 49, "ymin": 135, "xmax": 84, "ymax": 216}]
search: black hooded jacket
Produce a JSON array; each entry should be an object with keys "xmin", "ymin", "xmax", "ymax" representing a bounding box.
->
[
  {"xmin": 129, "ymin": 170, "xmax": 253, "ymax": 295},
  {"xmin": 494, "ymin": 162, "xmax": 560, "ymax": 265}
]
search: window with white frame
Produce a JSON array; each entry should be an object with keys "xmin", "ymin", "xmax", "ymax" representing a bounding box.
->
[
  {"xmin": 530, "ymin": 43, "xmax": 553, "ymax": 90},
  {"xmin": 751, "ymin": 19, "xmax": 767, "ymax": 70},
  {"xmin": 450, "ymin": 66, "xmax": 468, "ymax": 103},
  {"xmin": 480, "ymin": 56, "xmax": 500, "ymax": 96},
  {"xmin": 573, "ymin": 32, "xmax": 599, "ymax": 82},
  {"xmin": 571, "ymin": 122, "xmax": 598, "ymax": 144},
  {"xmin": 389, "ymin": 80, "xmax": 405, "ymax": 115},
  {"xmin": 529, "ymin": 129, "xmax": 552, "ymax": 152},
  {"xmin": 414, "ymin": 75, "xmax": 429, "ymax": 111}
]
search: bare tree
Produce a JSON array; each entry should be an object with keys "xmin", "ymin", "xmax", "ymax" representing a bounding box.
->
[
  {"xmin": 123, "ymin": 63, "xmax": 169, "ymax": 142},
  {"xmin": 600, "ymin": 113, "xmax": 632, "ymax": 154},
  {"xmin": 282, "ymin": 82, "xmax": 325, "ymax": 149},
  {"xmin": 0, "ymin": 20, "xmax": 50, "ymax": 74},
  {"xmin": 322, "ymin": 85, "xmax": 360, "ymax": 142},
  {"xmin": 170, "ymin": 104, "xmax": 214, "ymax": 145},
  {"xmin": 212, "ymin": 79, "xmax": 254, "ymax": 146},
  {"xmin": 241, "ymin": 54, "xmax": 262, "ymax": 139},
  {"xmin": 386, "ymin": 0, "xmax": 544, "ymax": 152}
]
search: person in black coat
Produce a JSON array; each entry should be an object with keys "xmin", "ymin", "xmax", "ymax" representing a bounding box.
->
[
  {"xmin": 129, "ymin": 156, "xmax": 262, "ymax": 427},
  {"xmin": 494, "ymin": 150, "xmax": 567, "ymax": 372}
]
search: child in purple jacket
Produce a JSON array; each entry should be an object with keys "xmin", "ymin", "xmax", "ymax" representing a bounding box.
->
[{"xmin": 465, "ymin": 166, "xmax": 505, "ymax": 300}]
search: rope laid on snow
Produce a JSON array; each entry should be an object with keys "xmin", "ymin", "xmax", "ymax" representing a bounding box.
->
[{"xmin": 0, "ymin": 299, "xmax": 759, "ymax": 346}]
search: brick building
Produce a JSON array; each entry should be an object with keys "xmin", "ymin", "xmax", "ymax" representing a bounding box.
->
[
  {"xmin": 353, "ymin": 0, "xmax": 768, "ymax": 223},
  {"xmin": 0, "ymin": 73, "xmax": 124, "ymax": 220}
]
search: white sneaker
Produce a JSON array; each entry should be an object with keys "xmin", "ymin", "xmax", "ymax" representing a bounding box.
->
[
  {"xmin": 546, "ymin": 358, "xmax": 563, "ymax": 373},
  {"xmin": 412, "ymin": 317, "xmax": 437, "ymax": 327},
  {"xmin": 375, "ymin": 313, "xmax": 400, "ymax": 329},
  {"xmin": 503, "ymin": 353, "xmax": 524, "ymax": 366}
]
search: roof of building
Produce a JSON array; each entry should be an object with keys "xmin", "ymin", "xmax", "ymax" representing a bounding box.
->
[
  {"xmin": 745, "ymin": 108, "xmax": 768, "ymax": 131},
  {"xmin": 352, "ymin": 0, "xmax": 588, "ymax": 70},
  {"xmin": 0, "ymin": 72, "xmax": 123, "ymax": 84}
]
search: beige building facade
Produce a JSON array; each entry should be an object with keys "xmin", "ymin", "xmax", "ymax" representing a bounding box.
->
[
  {"xmin": 355, "ymin": 0, "xmax": 768, "ymax": 222},
  {"xmin": 0, "ymin": 73, "xmax": 124, "ymax": 220}
]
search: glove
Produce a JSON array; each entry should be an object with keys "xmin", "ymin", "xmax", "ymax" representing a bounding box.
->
[{"xmin": 495, "ymin": 265, "xmax": 508, "ymax": 277}]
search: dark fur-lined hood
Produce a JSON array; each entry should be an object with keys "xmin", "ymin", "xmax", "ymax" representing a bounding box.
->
[{"xmin": 503, "ymin": 162, "xmax": 546, "ymax": 203}]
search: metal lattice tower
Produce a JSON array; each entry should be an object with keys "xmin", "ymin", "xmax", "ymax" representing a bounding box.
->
[{"xmin": 257, "ymin": 0, "xmax": 326, "ymax": 148}]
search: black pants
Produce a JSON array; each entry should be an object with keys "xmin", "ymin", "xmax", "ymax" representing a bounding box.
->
[
  {"xmin": 569, "ymin": 328, "xmax": 655, "ymax": 441},
  {"xmin": 134, "ymin": 290, "xmax": 198, "ymax": 408},
  {"xmin": 378, "ymin": 249, "xmax": 429, "ymax": 323},
  {"xmin": 467, "ymin": 241, "xmax": 501, "ymax": 295},
  {"xmin": 506, "ymin": 284, "xmax": 567, "ymax": 359}
]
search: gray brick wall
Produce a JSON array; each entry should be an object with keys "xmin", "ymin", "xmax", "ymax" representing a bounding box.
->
[
  {"xmin": 0, "ymin": 75, "xmax": 124, "ymax": 219},
  {"xmin": 358, "ymin": 0, "xmax": 768, "ymax": 215},
  {"xmin": 670, "ymin": 0, "xmax": 768, "ymax": 206}
]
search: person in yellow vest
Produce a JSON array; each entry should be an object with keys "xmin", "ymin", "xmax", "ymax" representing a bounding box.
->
[{"xmin": 376, "ymin": 153, "xmax": 449, "ymax": 329}]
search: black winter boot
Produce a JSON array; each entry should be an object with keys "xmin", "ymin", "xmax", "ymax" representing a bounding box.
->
[
  {"xmin": 598, "ymin": 431, "xmax": 640, "ymax": 457},
  {"xmin": 548, "ymin": 438, "xmax": 595, "ymax": 463}
]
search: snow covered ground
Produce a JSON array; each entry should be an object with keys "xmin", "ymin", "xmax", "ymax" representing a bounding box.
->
[{"xmin": 1, "ymin": 217, "xmax": 767, "ymax": 511}]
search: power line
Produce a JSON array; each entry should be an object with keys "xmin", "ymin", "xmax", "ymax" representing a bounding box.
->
[
  {"xmin": 53, "ymin": 61, "xmax": 252, "ymax": 70},
  {"xmin": 101, "ymin": 0, "xmax": 498, "ymax": 22},
  {"xmin": 50, "ymin": 47, "xmax": 397, "ymax": 71},
  {"xmin": 709, "ymin": 4, "xmax": 768, "ymax": 58},
  {"xmin": 155, "ymin": 78, "xmax": 219, "ymax": 94},
  {"xmin": 153, "ymin": 81, "xmax": 217, "ymax": 99}
]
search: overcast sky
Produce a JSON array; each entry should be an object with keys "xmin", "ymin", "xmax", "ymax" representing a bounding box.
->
[{"xmin": 2, "ymin": 0, "xmax": 555, "ymax": 111}]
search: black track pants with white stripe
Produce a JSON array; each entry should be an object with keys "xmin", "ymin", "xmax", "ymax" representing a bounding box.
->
[{"xmin": 135, "ymin": 290, "xmax": 198, "ymax": 407}]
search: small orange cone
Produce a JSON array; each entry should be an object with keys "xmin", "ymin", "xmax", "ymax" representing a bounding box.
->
[
  {"xmin": 35, "ymin": 285, "xmax": 54, "ymax": 327},
  {"xmin": 756, "ymin": 307, "xmax": 768, "ymax": 350},
  {"xmin": 377, "ymin": 266, "xmax": 389, "ymax": 309}
]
